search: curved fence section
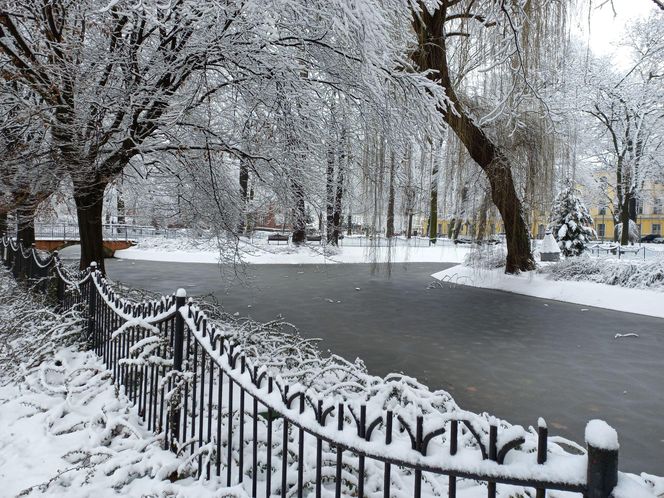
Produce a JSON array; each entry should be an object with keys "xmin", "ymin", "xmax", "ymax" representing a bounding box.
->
[{"xmin": 0, "ymin": 236, "xmax": 622, "ymax": 498}]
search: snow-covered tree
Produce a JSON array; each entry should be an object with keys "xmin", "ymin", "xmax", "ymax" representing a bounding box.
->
[
  {"xmin": 584, "ymin": 13, "xmax": 664, "ymax": 246},
  {"xmin": 549, "ymin": 182, "xmax": 597, "ymax": 257},
  {"xmin": 0, "ymin": 0, "xmax": 446, "ymax": 271},
  {"xmin": 410, "ymin": 1, "xmax": 571, "ymax": 272}
]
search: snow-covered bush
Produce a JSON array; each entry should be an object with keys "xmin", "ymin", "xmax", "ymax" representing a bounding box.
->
[
  {"xmin": 463, "ymin": 245, "xmax": 508, "ymax": 269},
  {"xmin": 542, "ymin": 257, "xmax": 664, "ymax": 290},
  {"xmin": 549, "ymin": 182, "xmax": 596, "ymax": 257},
  {"xmin": 0, "ymin": 269, "xmax": 84, "ymax": 383}
]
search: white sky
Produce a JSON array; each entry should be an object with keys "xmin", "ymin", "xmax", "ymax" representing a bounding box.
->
[{"xmin": 580, "ymin": 0, "xmax": 659, "ymax": 67}]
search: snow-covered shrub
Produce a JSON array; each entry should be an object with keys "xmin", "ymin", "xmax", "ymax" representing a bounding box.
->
[
  {"xmin": 542, "ymin": 257, "xmax": 664, "ymax": 290},
  {"xmin": 0, "ymin": 268, "xmax": 84, "ymax": 383},
  {"xmin": 549, "ymin": 182, "xmax": 596, "ymax": 257},
  {"xmin": 463, "ymin": 245, "xmax": 507, "ymax": 269}
]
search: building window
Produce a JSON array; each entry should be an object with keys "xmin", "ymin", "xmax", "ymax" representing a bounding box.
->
[
  {"xmin": 638, "ymin": 201, "xmax": 644, "ymax": 215},
  {"xmin": 537, "ymin": 224, "xmax": 545, "ymax": 239},
  {"xmin": 654, "ymin": 200, "xmax": 663, "ymax": 215},
  {"xmin": 597, "ymin": 223, "xmax": 606, "ymax": 238},
  {"xmin": 654, "ymin": 224, "xmax": 662, "ymax": 235}
]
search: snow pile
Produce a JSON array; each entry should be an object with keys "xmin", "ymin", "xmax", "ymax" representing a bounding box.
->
[
  {"xmin": 542, "ymin": 257, "xmax": 664, "ymax": 291},
  {"xmin": 540, "ymin": 232, "xmax": 561, "ymax": 254}
]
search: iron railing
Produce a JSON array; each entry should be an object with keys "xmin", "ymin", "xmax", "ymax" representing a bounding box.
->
[{"xmin": 0, "ymin": 236, "xmax": 621, "ymax": 498}]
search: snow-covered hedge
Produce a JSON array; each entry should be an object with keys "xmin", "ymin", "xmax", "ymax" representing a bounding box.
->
[
  {"xmin": 464, "ymin": 246, "xmax": 508, "ymax": 269},
  {"xmin": 542, "ymin": 257, "xmax": 664, "ymax": 290}
]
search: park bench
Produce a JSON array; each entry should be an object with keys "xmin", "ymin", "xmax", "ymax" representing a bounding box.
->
[
  {"xmin": 267, "ymin": 234, "xmax": 289, "ymax": 245},
  {"xmin": 306, "ymin": 235, "xmax": 322, "ymax": 243}
]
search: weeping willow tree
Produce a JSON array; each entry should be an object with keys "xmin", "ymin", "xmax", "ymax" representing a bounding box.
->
[{"xmin": 411, "ymin": 0, "xmax": 568, "ymax": 273}]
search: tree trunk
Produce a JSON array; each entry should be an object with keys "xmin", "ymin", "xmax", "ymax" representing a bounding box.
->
[
  {"xmin": 386, "ymin": 151, "xmax": 396, "ymax": 238},
  {"xmin": 412, "ymin": 9, "xmax": 535, "ymax": 273},
  {"xmin": 238, "ymin": 160, "xmax": 249, "ymax": 233},
  {"xmin": 428, "ymin": 144, "xmax": 439, "ymax": 244},
  {"xmin": 331, "ymin": 127, "xmax": 346, "ymax": 246},
  {"xmin": 620, "ymin": 195, "xmax": 631, "ymax": 246},
  {"xmin": 73, "ymin": 180, "xmax": 108, "ymax": 273},
  {"xmin": 407, "ymin": 213, "xmax": 413, "ymax": 239},
  {"xmin": 453, "ymin": 218, "xmax": 463, "ymax": 240},
  {"xmin": 16, "ymin": 204, "xmax": 36, "ymax": 247},
  {"xmin": 326, "ymin": 144, "xmax": 335, "ymax": 244},
  {"xmin": 476, "ymin": 193, "xmax": 491, "ymax": 242},
  {"xmin": 347, "ymin": 214, "xmax": 352, "ymax": 235},
  {"xmin": 116, "ymin": 180, "xmax": 126, "ymax": 225},
  {"xmin": 291, "ymin": 180, "xmax": 306, "ymax": 245},
  {"xmin": 332, "ymin": 157, "xmax": 344, "ymax": 245}
]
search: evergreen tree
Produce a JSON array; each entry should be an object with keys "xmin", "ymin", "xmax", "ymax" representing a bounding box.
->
[{"xmin": 549, "ymin": 182, "xmax": 597, "ymax": 257}]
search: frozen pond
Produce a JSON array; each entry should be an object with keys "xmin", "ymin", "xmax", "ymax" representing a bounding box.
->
[{"xmin": 105, "ymin": 259, "xmax": 664, "ymax": 475}]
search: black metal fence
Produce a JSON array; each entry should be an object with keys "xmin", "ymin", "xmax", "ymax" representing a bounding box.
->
[{"xmin": 1, "ymin": 236, "xmax": 621, "ymax": 498}]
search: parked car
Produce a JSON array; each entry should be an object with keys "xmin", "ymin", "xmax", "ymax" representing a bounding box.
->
[{"xmin": 640, "ymin": 234, "xmax": 664, "ymax": 243}]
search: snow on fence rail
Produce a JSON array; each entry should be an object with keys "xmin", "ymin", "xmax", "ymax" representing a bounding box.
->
[{"xmin": 1, "ymin": 236, "xmax": 623, "ymax": 498}]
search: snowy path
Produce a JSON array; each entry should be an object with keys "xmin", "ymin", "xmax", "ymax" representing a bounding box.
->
[{"xmin": 106, "ymin": 260, "xmax": 664, "ymax": 476}]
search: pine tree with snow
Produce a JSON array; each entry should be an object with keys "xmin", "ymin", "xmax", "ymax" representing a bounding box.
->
[{"xmin": 549, "ymin": 182, "xmax": 597, "ymax": 257}]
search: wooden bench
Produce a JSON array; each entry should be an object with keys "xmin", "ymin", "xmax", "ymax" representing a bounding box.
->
[
  {"xmin": 267, "ymin": 234, "xmax": 289, "ymax": 244},
  {"xmin": 306, "ymin": 235, "xmax": 322, "ymax": 243}
]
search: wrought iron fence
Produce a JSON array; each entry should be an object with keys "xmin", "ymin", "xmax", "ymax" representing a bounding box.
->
[{"xmin": 0, "ymin": 236, "xmax": 622, "ymax": 498}]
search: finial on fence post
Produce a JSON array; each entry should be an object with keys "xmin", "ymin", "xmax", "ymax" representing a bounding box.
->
[{"xmin": 585, "ymin": 420, "xmax": 619, "ymax": 498}]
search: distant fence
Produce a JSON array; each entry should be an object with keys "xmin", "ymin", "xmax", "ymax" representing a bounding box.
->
[
  {"xmin": 586, "ymin": 242, "xmax": 664, "ymax": 260},
  {"xmin": 14, "ymin": 223, "xmax": 184, "ymax": 242},
  {"xmin": 1, "ymin": 236, "xmax": 623, "ymax": 498}
]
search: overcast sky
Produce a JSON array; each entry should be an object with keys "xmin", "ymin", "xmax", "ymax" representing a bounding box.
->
[{"xmin": 581, "ymin": 0, "xmax": 659, "ymax": 66}]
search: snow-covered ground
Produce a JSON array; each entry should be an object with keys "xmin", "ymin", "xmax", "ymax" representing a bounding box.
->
[
  {"xmin": 432, "ymin": 264, "xmax": 664, "ymax": 319},
  {"xmin": 114, "ymin": 235, "xmax": 472, "ymax": 265},
  {"xmin": 0, "ymin": 347, "xmax": 244, "ymax": 497}
]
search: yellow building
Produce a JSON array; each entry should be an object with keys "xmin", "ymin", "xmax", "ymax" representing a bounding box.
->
[
  {"xmin": 421, "ymin": 181, "xmax": 664, "ymax": 241},
  {"xmin": 590, "ymin": 199, "xmax": 663, "ymax": 241}
]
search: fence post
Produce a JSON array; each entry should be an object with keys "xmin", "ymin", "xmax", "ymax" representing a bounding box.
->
[
  {"xmin": 29, "ymin": 243, "xmax": 36, "ymax": 283},
  {"xmin": 585, "ymin": 420, "xmax": 619, "ymax": 498},
  {"xmin": 87, "ymin": 262, "xmax": 97, "ymax": 347},
  {"xmin": 170, "ymin": 288, "xmax": 187, "ymax": 452},
  {"xmin": 53, "ymin": 251, "xmax": 64, "ymax": 308}
]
